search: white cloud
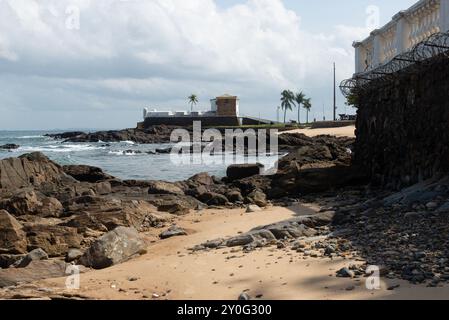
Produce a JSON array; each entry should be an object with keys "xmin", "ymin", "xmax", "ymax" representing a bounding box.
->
[{"xmin": 0, "ymin": 0, "xmax": 366, "ymax": 129}]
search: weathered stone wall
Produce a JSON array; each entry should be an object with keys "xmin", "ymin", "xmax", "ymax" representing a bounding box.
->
[{"xmin": 354, "ymin": 56, "xmax": 449, "ymax": 189}]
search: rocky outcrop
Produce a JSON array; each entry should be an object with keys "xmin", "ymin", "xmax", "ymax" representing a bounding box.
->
[
  {"xmin": 62, "ymin": 165, "xmax": 114, "ymax": 183},
  {"xmin": 0, "ymin": 144, "xmax": 19, "ymax": 150},
  {"xmin": 24, "ymin": 225, "xmax": 82, "ymax": 257},
  {"xmin": 0, "ymin": 152, "xmax": 74, "ymax": 191},
  {"xmin": 0, "ymin": 210, "xmax": 27, "ymax": 254},
  {"xmin": 226, "ymin": 164, "xmax": 264, "ymax": 181},
  {"xmin": 46, "ymin": 125, "xmax": 177, "ymax": 144},
  {"xmin": 79, "ymin": 227, "xmax": 147, "ymax": 269}
]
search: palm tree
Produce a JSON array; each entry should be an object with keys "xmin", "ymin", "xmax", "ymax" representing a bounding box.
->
[
  {"xmin": 303, "ymin": 98, "xmax": 312, "ymax": 124},
  {"xmin": 188, "ymin": 94, "xmax": 198, "ymax": 112},
  {"xmin": 280, "ymin": 90, "xmax": 295, "ymax": 124},
  {"xmin": 294, "ymin": 91, "xmax": 305, "ymax": 125}
]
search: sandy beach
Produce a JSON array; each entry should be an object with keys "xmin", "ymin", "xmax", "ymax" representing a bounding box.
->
[
  {"xmin": 5, "ymin": 204, "xmax": 446, "ymax": 301},
  {"xmin": 281, "ymin": 125, "xmax": 356, "ymax": 138}
]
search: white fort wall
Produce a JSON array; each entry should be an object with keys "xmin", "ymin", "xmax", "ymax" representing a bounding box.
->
[{"xmin": 354, "ymin": 0, "xmax": 449, "ymax": 74}]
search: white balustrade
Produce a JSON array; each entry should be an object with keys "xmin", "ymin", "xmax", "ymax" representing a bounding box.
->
[{"xmin": 354, "ymin": 0, "xmax": 448, "ymax": 74}]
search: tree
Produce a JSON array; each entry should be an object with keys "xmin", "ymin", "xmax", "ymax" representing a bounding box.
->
[
  {"xmin": 280, "ymin": 90, "xmax": 295, "ymax": 124},
  {"xmin": 303, "ymin": 98, "xmax": 312, "ymax": 124},
  {"xmin": 188, "ymin": 94, "xmax": 199, "ymax": 112},
  {"xmin": 294, "ymin": 91, "xmax": 305, "ymax": 124}
]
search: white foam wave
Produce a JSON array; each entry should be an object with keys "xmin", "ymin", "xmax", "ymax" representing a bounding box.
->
[
  {"xmin": 19, "ymin": 144, "xmax": 102, "ymax": 153},
  {"xmin": 108, "ymin": 150, "xmax": 141, "ymax": 156}
]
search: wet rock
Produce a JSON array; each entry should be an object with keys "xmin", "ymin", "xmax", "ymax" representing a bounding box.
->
[
  {"xmin": 16, "ymin": 248, "xmax": 48, "ymax": 268},
  {"xmin": 63, "ymin": 165, "xmax": 114, "ymax": 183},
  {"xmin": 79, "ymin": 227, "xmax": 147, "ymax": 269},
  {"xmin": 226, "ymin": 164, "xmax": 264, "ymax": 181},
  {"xmin": 0, "ymin": 254, "xmax": 25, "ymax": 269},
  {"xmin": 159, "ymin": 225, "xmax": 187, "ymax": 239},
  {"xmin": 0, "ymin": 144, "xmax": 19, "ymax": 150},
  {"xmin": 0, "ymin": 210, "xmax": 27, "ymax": 254}
]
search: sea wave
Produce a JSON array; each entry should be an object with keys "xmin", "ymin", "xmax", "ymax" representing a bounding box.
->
[
  {"xmin": 17, "ymin": 135, "xmax": 46, "ymax": 139},
  {"xmin": 108, "ymin": 150, "xmax": 142, "ymax": 156},
  {"xmin": 19, "ymin": 144, "xmax": 103, "ymax": 153}
]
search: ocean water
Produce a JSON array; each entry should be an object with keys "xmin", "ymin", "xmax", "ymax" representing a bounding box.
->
[{"xmin": 0, "ymin": 130, "xmax": 280, "ymax": 182}]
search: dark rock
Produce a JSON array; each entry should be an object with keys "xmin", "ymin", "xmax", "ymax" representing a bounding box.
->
[
  {"xmin": 63, "ymin": 165, "xmax": 114, "ymax": 183},
  {"xmin": 226, "ymin": 235, "xmax": 255, "ymax": 247},
  {"xmin": 336, "ymin": 267, "xmax": 355, "ymax": 278},
  {"xmin": 0, "ymin": 144, "xmax": 19, "ymax": 150},
  {"xmin": 159, "ymin": 225, "xmax": 188, "ymax": 239},
  {"xmin": 226, "ymin": 164, "xmax": 264, "ymax": 181},
  {"xmin": 16, "ymin": 248, "xmax": 48, "ymax": 268},
  {"xmin": 79, "ymin": 227, "xmax": 147, "ymax": 269}
]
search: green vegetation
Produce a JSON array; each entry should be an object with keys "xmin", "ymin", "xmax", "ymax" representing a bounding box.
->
[{"xmin": 188, "ymin": 94, "xmax": 199, "ymax": 112}]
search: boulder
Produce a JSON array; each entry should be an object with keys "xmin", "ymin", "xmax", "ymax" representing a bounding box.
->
[
  {"xmin": 226, "ymin": 164, "xmax": 264, "ymax": 181},
  {"xmin": 159, "ymin": 225, "xmax": 188, "ymax": 239},
  {"xmin": 187, "ymin": 172, "xmax": 215, "ymax": 186},
  {"xmin": 147, "ymin": 194, "xmax": 202, "ymax": 214},
  {"xmin": 62, "ymin": 165, "xmax": 114, "ymax": 183},
  {"xmin": 79, "ymin": 227, "xmax": 147, "ymax": 269},
  {"xmin": 226, "ymin": 235, "xmax": 255, "ymax": 247},
  {"xmin": 0, "ymin": 210, "xmax": 27, "ymax": 254},
  {"xmin": 226, "ymin": 190, "xmax": 244, "ymax": 203},
  {"xmin": 16, "ymin": 248, "xmax": 48, "ymax": 268},
  {"xmin": 198, "ymin": 192, "xmax": 229, "ymax": 206},
  {"xmin": 147, "ymin": 181, "xmax": 184, "ymax": 196},
  {"xmin": 247, "ymin": 190, "xmax": 268, "ymax": 207},
  {"xmin": 0, "ymin": 152, "xmax": 74, "ymax": 191}
]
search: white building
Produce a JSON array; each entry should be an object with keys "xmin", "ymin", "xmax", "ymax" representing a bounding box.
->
[{"xmin": 353, "ymin": 0, "xmax": 449, "ymax": 74}]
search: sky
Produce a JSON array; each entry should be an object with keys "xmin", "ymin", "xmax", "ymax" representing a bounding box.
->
[{"xmin": 0, "ymin": 0, "xmax": 417, "ymax": 130}]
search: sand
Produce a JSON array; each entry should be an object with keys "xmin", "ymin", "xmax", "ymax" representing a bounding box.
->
[
  {"xmin": 25, "ymin": 204, "xmax": 449, "ymax": 300},
  {"xmin": 281, "ymin": 125, "xmax": 356, "ymax": 138}
]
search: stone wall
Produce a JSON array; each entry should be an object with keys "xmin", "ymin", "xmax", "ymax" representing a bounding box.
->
[{"xmin": 354, "ymin": 56, "xmax": 449, "ymax": 189}]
